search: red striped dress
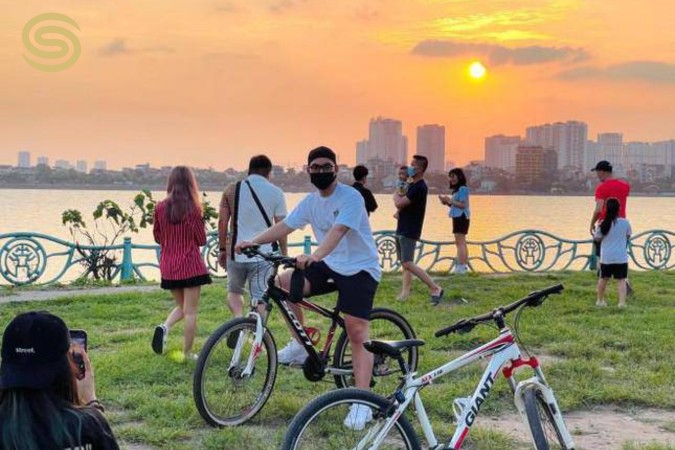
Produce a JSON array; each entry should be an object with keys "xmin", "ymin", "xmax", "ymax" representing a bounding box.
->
[{"xmin": 153, "ymin": 200, "xmax": 211, "ymax": 288}]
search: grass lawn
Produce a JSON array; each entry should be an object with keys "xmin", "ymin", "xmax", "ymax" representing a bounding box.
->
[{"xmin": 1, "ymin": 270, "xmax": 674, "ymax": 449}]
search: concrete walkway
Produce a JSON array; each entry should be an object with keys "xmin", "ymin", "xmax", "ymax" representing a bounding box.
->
[{"xmin": 0, "ymin": 285, "xmax": 161, "ymax": 304}]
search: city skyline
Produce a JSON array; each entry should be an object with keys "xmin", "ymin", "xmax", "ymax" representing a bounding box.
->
[{"xmin": 2, "ymin": 1, "xmax": 674, "ymax": 170}]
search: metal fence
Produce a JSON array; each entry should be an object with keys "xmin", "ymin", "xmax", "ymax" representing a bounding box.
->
[{"xmin": 1, "ymin": 230, "xmax": 672, "ymax": 286}]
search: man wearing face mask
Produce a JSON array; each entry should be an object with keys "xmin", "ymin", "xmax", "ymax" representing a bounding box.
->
[
  {"xmin": 393, "ymin": 155, "xmax": 444, "ymax": 304},
  {"xmin": 236, "ymin": 146, "xmax": 380, "ymax": 430}
]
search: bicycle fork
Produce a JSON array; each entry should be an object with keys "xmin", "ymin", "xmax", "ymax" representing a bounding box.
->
[{"xmin": 229, "ymin": 311, "xmax": 266, "ymax": 377}]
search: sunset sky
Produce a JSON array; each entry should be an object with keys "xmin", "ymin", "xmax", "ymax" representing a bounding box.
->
[{"xmin": 1, "ymin": 0, "xmax": 674, "ymax": 170}]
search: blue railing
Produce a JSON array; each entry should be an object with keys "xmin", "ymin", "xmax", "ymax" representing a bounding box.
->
[{"xmin": 0, "ymin": 230, "xmax": 672, "ymax": 286}]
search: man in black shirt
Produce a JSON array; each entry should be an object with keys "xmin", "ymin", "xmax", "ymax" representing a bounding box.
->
[
  {"xmin": 393, "ymin": 155, "xmax": 444, "ymax": 304},
  {"xmin": 352, "ymin": 165, "xmax": 378, "ymax": 216}
]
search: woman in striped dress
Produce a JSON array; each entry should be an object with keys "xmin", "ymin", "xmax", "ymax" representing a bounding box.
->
[{"xmin": 152, "ymin": 166, "xmax": 212, "ymax": 359}]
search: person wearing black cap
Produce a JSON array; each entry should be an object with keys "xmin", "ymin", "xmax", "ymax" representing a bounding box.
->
[
  {"xmin": 236, "ymin": 146, "xmax": 381, "ymax": 430},
  {"xmin": 589, "ymin": 160, "xmax": 633, "ymax": 294},
  {"xmin": 0, "ymin": 311, "xmax": 119, "ymax": 450}
]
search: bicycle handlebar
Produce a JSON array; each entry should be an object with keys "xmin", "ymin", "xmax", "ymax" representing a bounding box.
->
[
  {"xmin": 434, "ymin": 284, "xmax": 564, "ymax": 338},
  {"xmin": 241, "ymin": 245, "xmax": 297, "ymax": 268}
]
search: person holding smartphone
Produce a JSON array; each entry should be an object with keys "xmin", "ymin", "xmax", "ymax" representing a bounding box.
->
[
  {"xmin": 439, "ymin": 168, "xmax": 471, "ymax": 274},
  {"xmin": 0, "ymin": 311, "xmax": 119, "ymax": 450}
]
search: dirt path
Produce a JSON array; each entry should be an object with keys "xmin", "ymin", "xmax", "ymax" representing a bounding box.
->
[
  {"xmin": 482, "ymin": 407, "xmax": 675, "ymax": 449},
  {"xmin": 0, "ymin": 285, "xmax": 160, "ymax": 304}
]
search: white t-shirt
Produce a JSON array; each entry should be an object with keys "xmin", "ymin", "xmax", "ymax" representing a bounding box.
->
[
  {"xmin": 234, "ymin": 174, "xmax": 287, "ymax": 263},
  {"xmin": 284, "ymin": 183, "xmax": 381, "ymax": 281},
  {"xmin": 594, "ymin": 218, "xmax": 632, "ymax": 264}
]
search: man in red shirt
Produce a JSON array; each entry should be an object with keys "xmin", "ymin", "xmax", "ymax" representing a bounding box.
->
[
  {"xmin": 589, "ymin": 160, "xmax": 633, "ymax": 293},
  {"xmin": 589, "ymin": 160, "xmax": 630, "ymax": 233}
]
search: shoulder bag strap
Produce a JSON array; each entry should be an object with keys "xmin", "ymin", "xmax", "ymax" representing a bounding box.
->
[
  {"xmin": 230, "ymin": 181, "xmax": 242, "ymax": 260},
  {"xmin": 245, "ymin": 180, "xmax": 280, "ymax": 252}
]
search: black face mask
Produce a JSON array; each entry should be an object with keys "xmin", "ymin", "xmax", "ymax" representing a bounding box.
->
[{"xmin": 310, "ymin": 172, "xmax": 336, "ymax": 190}]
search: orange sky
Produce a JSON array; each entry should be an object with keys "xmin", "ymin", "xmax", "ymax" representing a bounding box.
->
[{"xmin": 1, "ymin": 0, "xmax": 674, "ymax": 170}]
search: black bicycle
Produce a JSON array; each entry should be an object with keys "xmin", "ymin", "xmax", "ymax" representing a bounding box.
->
[{"xmin": 193, "ymin": 246, "xmax": 418, "ymax": 427}]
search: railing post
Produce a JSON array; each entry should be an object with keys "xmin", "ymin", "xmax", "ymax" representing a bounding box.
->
[
  {"xmin": 589, "ymin": 241, "xmax": 598, "ymax": 271},
  {"xmin": 121, "ymin": 237, "xmax": 133, "ymax": 280},
  {"xmin": 303, "ymin": 235, "xmax": 312, "ymax": 255}
]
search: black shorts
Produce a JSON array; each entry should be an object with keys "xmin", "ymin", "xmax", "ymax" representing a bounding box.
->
[
  {"xmin": 452, "ymin": 215, "xmax": 470, "ymax": 235},
  {"xmin": 303, "ymin": 261, "xmax": 378, "ymax": 320},
  {"xmin": 161, "ymin": 274, "xmax": 212, "ymax": 290},
  {"xmin": 600, "ymin": 263, "xmax": 628, "ymax": 280}
]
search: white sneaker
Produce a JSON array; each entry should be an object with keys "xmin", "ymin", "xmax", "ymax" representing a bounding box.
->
[
  {"xmin": 343, "ymin": 404, "xmax": 374, "ymax": 431},
  {"xmin": 277, "ymin": 340, "xmax": 308, "ymax": 365}
]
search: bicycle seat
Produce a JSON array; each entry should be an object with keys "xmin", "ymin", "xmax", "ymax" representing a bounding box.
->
[{"xmin": 364, "ymin": 339, "xmax": 425, "ymax": 358}]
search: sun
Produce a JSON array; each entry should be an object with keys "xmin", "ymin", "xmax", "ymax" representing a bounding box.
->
[{"xmin": 468, "ymin": 61, "xmax": 487, "ymax": 79}]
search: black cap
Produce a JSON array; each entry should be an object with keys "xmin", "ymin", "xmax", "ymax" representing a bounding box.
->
[
  {"xmin": 307, "ymin": 146, "xmax": 337, "ymax": 165},
  {"xmin": 591, "ymin": 160, "xmax": 613, "ymax": 172},
  {"xmin": 0, "ymin": 311, "xmax": 71, "ymax": 389}
]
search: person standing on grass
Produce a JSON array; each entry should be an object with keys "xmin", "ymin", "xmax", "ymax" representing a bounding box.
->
[
  {"xmin": 393, "ymin": 155, "xmax": 444, "ymax": 304},
  {"xmin": 352, "ymin": 165, "xmax": 378, "ymax": 216},
  {"xmin": 218, "ymin": 155, "xmax": 288, "ymax": 318},
  {"xmin": 589, "ymin": 160, "xmax": 633, "ymax": 295},
  {"xmin": 593, "ymin": 198, "xmax": 631, "ymax": 307},
  {"xmin": 236, "ymin": 146, "xmax": 380, "ymax": 430},
  {"xmin": 439, "ymin": 168, "xmax": 470, "ymax": 274},
  {"xmin": 152, "ymin": 166, "xmax": 212, "ymax": 360}
]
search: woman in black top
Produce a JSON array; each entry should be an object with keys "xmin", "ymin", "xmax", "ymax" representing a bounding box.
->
[{"xmin": 0, "ymin": 311, "xmax": 119, "ymax": 450}]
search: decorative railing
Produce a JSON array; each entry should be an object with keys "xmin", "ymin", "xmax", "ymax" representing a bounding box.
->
[{"xmin": 0, "ymin": 230, "xmax": 672, "ymax": 286}]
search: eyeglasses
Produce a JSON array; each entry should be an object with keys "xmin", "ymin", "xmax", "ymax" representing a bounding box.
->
[{"xmin": 308, "ymin": 163, "xmax": 335, "ymax": 173}]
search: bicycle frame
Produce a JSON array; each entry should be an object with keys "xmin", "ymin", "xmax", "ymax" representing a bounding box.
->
[
  {"xmin": 365, "ymin": 326, "xmax": 575, "ymax": 450},
  {"xmin": 237, "ymin": 264, "xmax": 353, "ymax": 378}
]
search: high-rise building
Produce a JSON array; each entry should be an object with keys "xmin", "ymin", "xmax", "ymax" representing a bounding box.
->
[
  {"xmin": 355, "ymin": 140, "xmax": 369, "ymax": 165},
  {"xmin": 368, "ymin": 117, "xmax": 408, "ymax": 164},
  {"xmin": 484, "ymin": 135, "xmax": 521, "ymax": 172},
  {"xmin": 76, "ymin": 160, "xmax": 88, "ymax": 173},
  {"xmin": 17, "ymin": 151, "xmax": 31, "ymax": 168},
  {"xmin": 416, "ymin": 124, "xmax": 445, "ymax": 173},
  {"xmin": 94, "ymin": 160, "xmax": 107, "ymax": 171},
  {"xmin": 516, "ymin": 145, "xmax": 558, "ymax": 186},
  {"xmin": 594, "ymin": 133, "xmax": 624, "ymax": 172},
  {"xmin": 36, "ymin": 156, "xmax": 49, "ymax": 167},
  {"xmin": 525, "ymin": 121, "xmax": 587, "ymax": 169}
]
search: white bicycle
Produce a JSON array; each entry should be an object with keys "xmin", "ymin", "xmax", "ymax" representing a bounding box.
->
[{"xmin": 281, "ymin": 284, "xmax": 575, "ymax": 450}]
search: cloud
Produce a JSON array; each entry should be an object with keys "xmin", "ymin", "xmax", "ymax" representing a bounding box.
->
[
  {"xmin": 214, "ymin": 2, "xmax": 240, "ymax": 13},
  {"xmin": 556, "ymin": 61, "xmax": 675, "ymax": 83},
  {"xmin": 99, "ymin": 39, "xmax": 129, "ymax": 56},
  {"xmin": 98, "ymin": 39, "xmax": 174, "ymax": 57},
  {"xmin": 411, "ymin": 40, "xmax": 588, "ymax": 65}
]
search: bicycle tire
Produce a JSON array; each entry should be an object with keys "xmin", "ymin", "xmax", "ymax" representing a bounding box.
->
[
  {"xmin": 193, "ymin": 317, "xmax": 277, "ymax": 427},
  {"xmin": 523, "ymin": 386, "xmax": 569, "ymax": 450},
  {"xmin": 333, "ymin": 308, "xmax": 418, "ymax": 394},
  {"xmin": 281, "ymin": 388, "xmax": 421, "ymax": 450}
]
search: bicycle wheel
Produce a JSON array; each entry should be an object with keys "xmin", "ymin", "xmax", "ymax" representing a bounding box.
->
[
  {"xmin": 281, "ymin": 388, "xmax": 421, "ymax": 450},
  {"xmin": 193, "ymin": 317, "xmax": 277, "ymax": 427},
  {"xmin": 333, "ymin": 308, "xmax": 418, "ymax": 395},
  {"xmin": 523, "ymin": 386, "xmax": 569, "ymax": 450}
]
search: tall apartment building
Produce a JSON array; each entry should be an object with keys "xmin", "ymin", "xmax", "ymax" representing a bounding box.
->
[
  {"xmin": 368, "ymin": 117, "xmax": 407, "ymax": 164},
  {"xmin": 17, "ymin": 151, "xmax": 31, "ymax": 168},
  {"xmin": 525, "ymin": 121, "xmax": 587, "ymax": 170},
  {"xmin": 36, "ymin": 157, "xmax": 50, "ymax": 167},
  {"xmin": 76, "ymin": 160, "xmax": 88, "ymax": 173},
  {"xmin": 355, "ymin": 140, "xmax": 369, "ymax": 165},
  {"xmin": 484, "ymin": 135, "xmax": 521, "ymax": 172},
  {"xmin": 416, "ymin": 124, "xmax": 445, "ymax": 173},
  {"xmin": 94, "ymin": 160, "xmax": 107, "ymax": 171},
  {"xmin": 516, "ymin": 145, "xmax": 558, "ymax": 186}
]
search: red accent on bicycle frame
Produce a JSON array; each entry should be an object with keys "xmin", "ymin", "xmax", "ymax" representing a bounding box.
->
[
  {"xmin": 502, "ymin": 356, "xmax": 539, "ymax": 379},
  {"xmin": 305, "ymin": 327, "xmax": 321, "ymax": 346},
  {"xmin": 465, "ymin": 333, "xmax": 514, "ymax": 359},
  {"xmin": 454, "ymin": 428, "xmax": 470, "ymax": 449}
]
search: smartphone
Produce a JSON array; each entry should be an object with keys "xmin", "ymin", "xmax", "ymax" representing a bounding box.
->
[
  {"xmin": 69, "ymin": 329, "xmax": 88, "ymax": 352},
  {"xmin": 69, "ymin": 329, "xmax": 87, "ymax": 380}
]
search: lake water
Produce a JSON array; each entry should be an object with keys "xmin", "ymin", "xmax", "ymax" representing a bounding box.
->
[{"xmin": 2, "ymin": 188, "xmax": 674, "ymax": 243}]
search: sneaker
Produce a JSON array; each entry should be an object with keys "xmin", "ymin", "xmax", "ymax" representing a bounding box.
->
[
  {"xmin": 343, "ymin": 404, "xmax": 373, "ymax": 431},
  {"xmin": 595, "ymin": 300, "xmax": 607, "ymax": 307},
  {"xmin": 184, "ymin": 352, "xmax": 199, "ymax": 362},
  {"xmin": 152, "ymin": 325, "xmax": 167, "ymax": 355},
  {"xmin": 277, "ymin": 340, "xmax": 308, "ymax": 365},
  {"xmin": 227, "ymin": 330, "xmax": 241, "ymax": 349}
]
